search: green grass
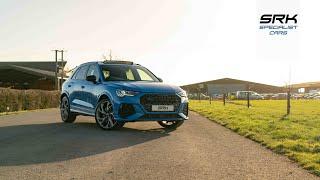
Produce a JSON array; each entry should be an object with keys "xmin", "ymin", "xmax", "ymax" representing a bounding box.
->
[{"xmin": 190, "ymin": 100, "xmax": 320, "ymax": 175}]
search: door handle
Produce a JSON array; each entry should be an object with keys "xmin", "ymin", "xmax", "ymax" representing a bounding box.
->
[{"xmin": 81, "ymin": 86, "xmax": 85, "ymax": 89}]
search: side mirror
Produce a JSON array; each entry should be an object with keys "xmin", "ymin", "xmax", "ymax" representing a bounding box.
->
[
  {"xmin": 158, "ymin": 77, "xmax": 163, "ymax": 82},
  {"xmin": 86, "ymin": 75, "xmax": 97, "ymax": 83}
]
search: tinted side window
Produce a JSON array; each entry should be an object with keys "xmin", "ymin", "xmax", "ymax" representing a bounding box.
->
[
  {"xmin": 75, "ymin": 65, "xmax": 88, "ymax": 80},
  {"xmin": 86, "ymin": 65, "xmax": 100, "ymax": 81}
]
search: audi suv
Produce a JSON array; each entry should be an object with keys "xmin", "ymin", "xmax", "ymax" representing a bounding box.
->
[{"xmin": 60, "ymin": 61, "xmax": 188, "ymax": 130}]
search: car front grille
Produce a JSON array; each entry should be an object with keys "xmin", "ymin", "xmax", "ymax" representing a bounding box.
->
[{"xmin": 140, "ymin": 94, "xmax": 181, "ymax": 112}]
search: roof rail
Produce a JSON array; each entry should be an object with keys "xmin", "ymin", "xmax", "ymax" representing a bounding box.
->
[{"xmin": 102, "ymin": 60, "xmax": 134, "ymax": 65}]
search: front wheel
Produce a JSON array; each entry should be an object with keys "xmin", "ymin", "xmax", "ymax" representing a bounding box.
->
[
  {"xmin": 157, "ymin": 121, "xmax": 184, "ymax": 129},
  {"xmin": 95, "ymin": 99, "xmax": 125, "ymax": 130}
]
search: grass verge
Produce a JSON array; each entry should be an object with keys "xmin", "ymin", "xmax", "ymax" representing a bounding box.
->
[{"xmin": 190, "ymin": 100, "xmax": 320, "ymax": 176}]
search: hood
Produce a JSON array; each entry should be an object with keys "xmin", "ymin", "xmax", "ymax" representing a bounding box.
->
[{"xmin": 102, "ymin": 81, "xmax": 182, "ymax": 93}]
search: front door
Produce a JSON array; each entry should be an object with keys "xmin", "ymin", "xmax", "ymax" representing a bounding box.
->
[{"xmin": 81, "ymin": 64, "xmax": 100, "ymax": 114}]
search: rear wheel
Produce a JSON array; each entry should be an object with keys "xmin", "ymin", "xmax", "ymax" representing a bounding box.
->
[
  {"xmin": 95, "ymin": 98, "xmax": 125, "ymax": 130},
  {"xmin": 60, "ymin": 96, "xmax": 76, "ymax": 123},
  {"xmin": 157, "ymin": 120, "xmax": 184, "ymax": 129}
]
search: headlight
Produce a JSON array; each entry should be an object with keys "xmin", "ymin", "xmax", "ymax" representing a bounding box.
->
[
  {"xmin": 116, "ymin": 89, "xmax": 139, "ymax": 97},
  {"xmin": 177, "ymin": 90, "xmax": 187, "ymax": 98}
]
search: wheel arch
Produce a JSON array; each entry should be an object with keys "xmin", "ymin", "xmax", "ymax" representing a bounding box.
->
[
  {"xmin": 60, "ymin": 91, "xmax": 70, "ymax": 102},
  {"xmin": 97, "ymin": 92, "xmax": 113, "ymax": 102},
  {"xmin": 95, "ymin": 92, "xmax": 115, "ymax": 114}
]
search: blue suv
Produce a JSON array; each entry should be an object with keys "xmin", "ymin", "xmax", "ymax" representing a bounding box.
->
[{"xmin": 60, "ymin": 61, "xmax": 188, "ymax": 130}]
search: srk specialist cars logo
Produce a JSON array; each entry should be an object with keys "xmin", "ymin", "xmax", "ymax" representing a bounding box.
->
[{"xmin": 259, "ymin": 14, "xmax": 298, "ymax": 35}]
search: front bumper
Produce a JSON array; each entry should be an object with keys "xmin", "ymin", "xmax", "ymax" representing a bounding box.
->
[{"xmin": 112, "ymin": 93, "xmax": 189, "ymax": 122}]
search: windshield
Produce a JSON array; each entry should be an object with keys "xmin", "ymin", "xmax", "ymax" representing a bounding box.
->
[{"xmin": 101, "ymin": 65, "xmax": 159, "ymax": 82}]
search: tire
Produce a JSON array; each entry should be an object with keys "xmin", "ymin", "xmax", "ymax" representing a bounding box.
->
[
  {"xmin": 60, "ymin": 96, "xmax": 76, "ymax": 123},
  {"xmin": 157, "ymin": 120, "xmax": 184, "ymax": 129},
  {"xmin": 95, "ymin": 98, "xmax": 125, "ymax": 130}
]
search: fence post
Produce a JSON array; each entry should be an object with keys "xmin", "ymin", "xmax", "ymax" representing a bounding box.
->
[
  {"xmin": 6, "ymin": 106, "xmax": 9, "ymax": 115},
  {"xmin": 223, "ymin": 94, "xmax": 226, "ymax": 106},
  {"xmin": 247, "ymin": 83, "xmax": 251, "ymax": 108},
  {"xmin": 247, "ymin": 92, "xmax": 250, "ymax": 108},
  {"xmin": 23, "ymin": 90, "xmax": 27, "ymax": 110},
  {"xmin": 287, "ymin": 90, "xmax": 291, "ymax": 115}
]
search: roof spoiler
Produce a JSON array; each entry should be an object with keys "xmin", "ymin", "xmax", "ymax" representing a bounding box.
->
[{"xmin": 103, "ymin": 60, "xmax": 134, "ymax": 65}]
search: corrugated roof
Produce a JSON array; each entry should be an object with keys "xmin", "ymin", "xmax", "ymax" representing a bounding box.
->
[
  {"xmin": 10, "ymin": 65, "xmax": 55, "ymax": 77},
  {"xmin": 0, "ymin": 61, "xmax": 67, "ymax": 78},
  {"xmin": 291, "ymin": 82, "xmax": 320, "ymax": 88},
  {"xmin": 0, "ymin": 61, "xmax": 66, "ymax": 72},
  {"xmin": 181, "ymin": 78, "xmax": 281, "ymax": 88}
]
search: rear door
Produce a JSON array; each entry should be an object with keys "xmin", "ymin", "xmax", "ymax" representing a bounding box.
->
[
  {"xmin": 70, "ymin": 65, "xmax": 89, "ymax": 112},
  {"xmin": 66, "ymin": 67, "xmax": 79, "ymax": 111}
]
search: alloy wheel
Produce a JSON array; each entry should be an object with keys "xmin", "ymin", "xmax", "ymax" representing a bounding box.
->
[
  {"xmin": 95, "ymin": 99, "xmax": 120, "ymax": 130},
  {"xmin": 60, "ymin": 96, "xmax": 76, "ymax": 123},
  {"xmin": 60, "ymin": 97, "xmax": 69, "ymax": 121}
]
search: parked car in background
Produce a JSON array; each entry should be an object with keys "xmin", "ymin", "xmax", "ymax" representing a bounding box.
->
[
  {"xmin": 212, "ymin": 94, "xmax": 224, "ymax": 100},
  {"xmin": 200, "ymin": 93, "xmax": 210, "ymax": 100},
  {"xmin": 60, "ymin": 61, "xmax": 188, "ymax": 130},
  {"xmin": 307, "ymin": 92, "xmax": 320, "ymax": 99},
  {"xmin": 303, "ymin": 93, "xmax": 320, "ymax": 99},
  {"xmin": 314, "ymin": 95, "xmax": 320, "ymax": 99},
  {"xmin": 261, "ymin": 93, "xmax": 273, "ymax": 100},
  {"xmin": 187, "ymin": 93, "xmax": 209, "ymax": 100},
  {"xmin": 291, "ymin": 93, "xmax": 304, "ymax": 99},
  {"xmin": 271, "ymin": 93, "xmax": 287, "ymax": 100},
  {"xmin": 235, "ymin": 91, "xmax": 264, "ymax": 100}
]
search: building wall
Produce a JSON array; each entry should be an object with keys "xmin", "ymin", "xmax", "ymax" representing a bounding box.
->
[
  {"xmin": 31, "ymin": 79, "xmax": 55, "ymax": 90},
  {"xmin": 207, "ymin": 84, "xmax": 246, "ymax": 95},
  {"xmin": 0, "ymin": 79, "xmax": 54, "ymax": 90},
  {"xmin": 292, "ymin": 87, "xmax": 320, "ymax": 93},
  {"xmin": 0, "ymin": 69, "xmax": 55, "ymax": 90}
]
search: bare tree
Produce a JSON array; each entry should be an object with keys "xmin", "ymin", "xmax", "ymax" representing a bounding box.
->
[
  {"xmin": 101, "ymin": 49, "xmax": 131, "ymax": 62},
  {"xmin": 102, "ymin": 49, "xmax": 113, "ymax": 61}
]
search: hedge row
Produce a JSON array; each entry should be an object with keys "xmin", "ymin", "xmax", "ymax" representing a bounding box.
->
[{"xmin": 0, "ymin": 88, "xmax": 60, "ymax": 113}]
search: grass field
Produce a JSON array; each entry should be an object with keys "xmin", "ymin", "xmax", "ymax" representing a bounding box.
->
[{"xmin": 190, "ymin": 100, "xmax": 320, "ymax": 175}]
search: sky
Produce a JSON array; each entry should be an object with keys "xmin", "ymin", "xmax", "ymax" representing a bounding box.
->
[{"xmin": 0, "ymin": 0, "xmax": 319, "ymax": 86}]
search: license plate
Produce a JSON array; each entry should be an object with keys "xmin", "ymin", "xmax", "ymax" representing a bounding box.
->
[{"xmin": 151, "ymin": 105, "xmax": 174, "ymax": 112}]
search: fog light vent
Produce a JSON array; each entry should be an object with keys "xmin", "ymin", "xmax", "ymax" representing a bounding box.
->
[{"xmin": 119, "ymin": 104, "xmax": 135, "ymax": 118}]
